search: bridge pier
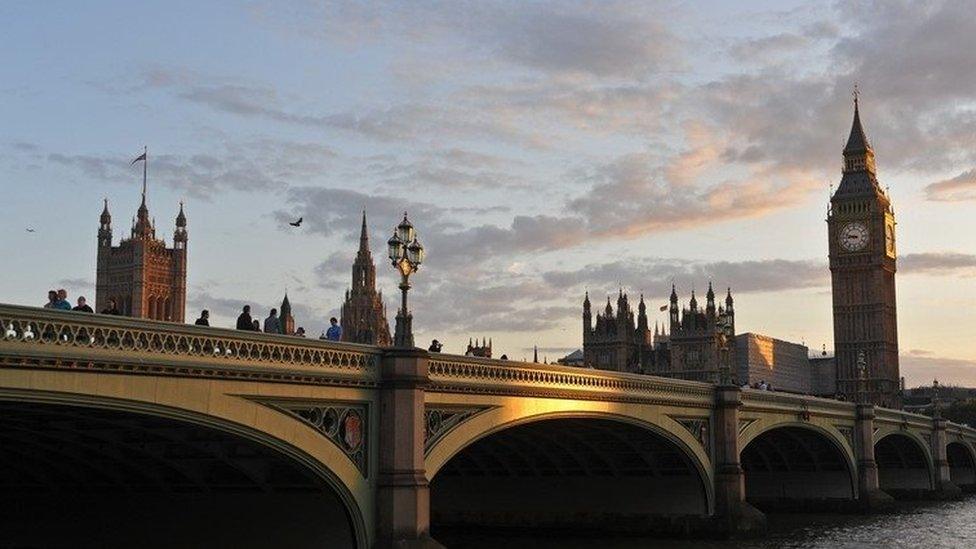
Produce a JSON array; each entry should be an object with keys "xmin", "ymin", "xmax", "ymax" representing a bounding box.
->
[
  {"xmin": 854, "ymin": 404, "xmax": 894, "ymax": 510},
  {"xmin": 931, "ymin": 416, "xmax": 963, "ymax": 499},
  {"xmin": 377, "ymin": 348, "xmax": 444, "ymax": 549},
  {"xmin": 713, "ymin": 385, "xmax": 766, "ymax": 536}
]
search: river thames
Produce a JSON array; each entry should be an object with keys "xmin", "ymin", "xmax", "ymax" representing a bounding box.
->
[{"xmin": 437, "ymin": 498, "xmax": 976, "ymax": 548}]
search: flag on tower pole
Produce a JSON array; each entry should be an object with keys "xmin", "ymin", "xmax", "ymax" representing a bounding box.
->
[{"xmin": 131, "ymin": 147, "xmax": 148, "ymax": 200}]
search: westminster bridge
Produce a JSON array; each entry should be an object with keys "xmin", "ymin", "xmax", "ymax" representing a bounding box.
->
[{"xmin": 1, "ymin": 304, "xmax": 975, "ymax": 548}]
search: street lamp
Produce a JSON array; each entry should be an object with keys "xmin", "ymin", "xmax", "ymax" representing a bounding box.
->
[{"xmin": 388, "ymin": 212, "xmax": 425, "ymax": 348}]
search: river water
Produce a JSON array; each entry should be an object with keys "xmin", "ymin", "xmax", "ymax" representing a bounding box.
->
[{"xmin": 436, "ymin": 498, "xmax": 976, "ymax": 548}]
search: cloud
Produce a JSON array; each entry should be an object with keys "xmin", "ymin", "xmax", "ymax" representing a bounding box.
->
[
  {"xmin": 900, "ymin": 252, "xmax": 976, "ymax": 275},
  {"xmin": 257, "ymin": 1, "xmax": 680, "ymax": 78},
  {"xmin": 569, "ymin": 151, "xmax": 821, "ymax": 238},
  {"xmin": 45, "ymin": 139, "xmax": 335, "ymax": 198},
  {"xmin": 924, "ymin": 169, "xmax": 976, "ymax": 201},
  {"xmin": 730, "ymin": 33, "xmax": 808, "ymax": 63},
  {"xmin": 543, "ymin": 257, "xmax": 828, "ymax": 297}
]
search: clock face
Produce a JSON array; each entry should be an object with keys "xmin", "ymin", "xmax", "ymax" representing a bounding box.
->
[
  {"xmin": 885, "ymin": 222, "xmax": 896, "ymax": 257},
  {"xmin": 840, "ymin": 222, "xmax": 870, "ymax": 252}
]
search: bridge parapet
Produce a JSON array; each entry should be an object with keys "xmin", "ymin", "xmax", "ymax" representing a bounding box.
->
[
  {"xmin": 428, "ymin": 354, "xmax": 713, "ymax": 407},
  {"xmin": 0, "ymin": 304, "xmax": 379, "ymax": 386},
  {"xmin": 741, "ymin": 389, "xmax": 856, "ymax": 418}
]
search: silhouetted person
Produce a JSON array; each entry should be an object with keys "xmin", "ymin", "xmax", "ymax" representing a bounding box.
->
[
  {"xmin": 326, "ymin": 317, "xmax": 342, "ymax": 341},
  {"xmin": 72, "ymin": 296, "xmax": 93, "ymax": 313},
  {"xmin": 43, "ymin": 290, "xmax": 58, "ymax": 308},
  {"xmin": 428, "ymin": 339, "xmax": 442, "ymax": 353},
  {"xmin": 295, "ymin": 327, "xmax": 306, "ymax": 337},
  {"xmin": 101, "ymin": 298, "xmax": 121, "ymax": 315},
  {"xmin": 54, "ymin": 289, "xmax": 71, "ymax": 310},
  {"xmin": 264, "ymin": 308, "xmax": 281, "ymax": 334},
  {"xmin": 195, "ymin": 310, "xmax": 210, "ymax": 326},
  {"xmin": 252, "ymin": 319, "xmax": 260, "ymax": 331},
  {"xmin": 236, "ymin": 305, "xmax": 254, "ymax": 330},
  {"xmin": 500, "ymin": 354, "xmax": 508, "ymax": 360}
]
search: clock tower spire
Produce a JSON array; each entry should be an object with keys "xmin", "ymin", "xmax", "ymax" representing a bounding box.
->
[{"xmin": 828, "ymin": 89, "xmax": 899, "ymax": 407}]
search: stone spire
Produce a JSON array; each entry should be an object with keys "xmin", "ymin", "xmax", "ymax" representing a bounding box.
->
[
  {"xmin": 341, "ymin": 210, "xmax": 391, "ymax": 345},
  {"xmin": 841, "ymin": 85, "xmax": 879, "ymax": 180}
]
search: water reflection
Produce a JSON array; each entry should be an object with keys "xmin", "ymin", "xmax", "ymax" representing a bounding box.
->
[{"xmin": 436, "ymin": 498, "xmax": 976, "ymax": 548}]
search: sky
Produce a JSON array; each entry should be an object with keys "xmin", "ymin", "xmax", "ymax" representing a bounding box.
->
[{"xmin": 2, "ymin": 1, "xmax": 975, "ymax": 387}]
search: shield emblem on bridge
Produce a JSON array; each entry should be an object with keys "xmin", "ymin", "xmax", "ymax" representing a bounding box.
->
[{"xmin": 341, "ymin": 410, "xmax": 363, "ymax": 452}]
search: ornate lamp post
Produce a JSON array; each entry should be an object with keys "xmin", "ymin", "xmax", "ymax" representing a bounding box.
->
[
  {"xmin": 387, "ymin": 213, "xmax": 425, "ymax": 348},
  {"xmin": 932, "ymin": 378, "xmax": 942, "ymax": 419}
]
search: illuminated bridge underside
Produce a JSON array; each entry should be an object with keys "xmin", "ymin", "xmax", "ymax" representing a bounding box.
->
[{"xmin": 432, "ymin": 418, "xmax": 707, "ymax": 528}]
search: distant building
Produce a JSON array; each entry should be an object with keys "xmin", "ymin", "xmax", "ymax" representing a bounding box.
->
[
  {"xmin": 735, "ymin": 333, "xmax": 810, "ymax": 393},
  {"xmin": 557, "ymin": 349, "xmax": 585, "ymax": 367},
  {"xmin": 340, "ymin": 211, "xmax": 392, "ymax": 346},
  {"xmin": 809, "ymin": 349, "xmax": 837, "ymax": 397},
  {"xmin": 582, "ymin": 283, "xmax": 734, "ymax": 382},
  {"xmin": 96, "ymin": 187, "xmax": 187, "ymax": 322},
  {"xmin": 279, "ymin": 293, "xmax": 295, "ymax": 335},
  {"xmin": 466, "ymin": 338, "xmax": 492, "ymax": 358},
  {"xmin": 582, "ymin": 290, "xmax": 664, "ymax": 374},
  {"xmin": 665, "ymin": 284, "xmax": 735, "ymax": 383}
]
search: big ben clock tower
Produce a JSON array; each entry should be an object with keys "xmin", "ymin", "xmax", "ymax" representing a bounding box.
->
[{"xmin": 828, "ymin": 90, "xmax": 899, "ymax": 407}]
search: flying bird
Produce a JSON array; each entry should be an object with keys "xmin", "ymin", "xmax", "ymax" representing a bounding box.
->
[
  {"xmin": 289, "ymin": 217, "xmax": 303, "ymax": 227},
  {"xmin": 25, "ymin": 228, "xmax": 35, "ymax": 233}
]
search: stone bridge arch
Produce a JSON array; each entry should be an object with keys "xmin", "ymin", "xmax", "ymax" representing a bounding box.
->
[
  {"xmin": 424, "ymin": 398, "xmax": 715, "ymax": 531},
  {"xmin": 947, "ymin": 440, "xmax": 976, "ymax": 490},
  {"xmin": 873, "ymin": 429, "xmax": 935, "ymax": 496},
  {"xmin": 738, "ymin": 421, "xmax": 858, "ymax": 507},
  {"xmin": 0, "ymin": 370, "xmax": 372, "ymax": 548}
]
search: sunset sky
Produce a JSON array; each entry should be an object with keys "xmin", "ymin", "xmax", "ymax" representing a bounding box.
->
[{"xmin": 2, "ymin": 1, "xmax": 975, "ymax": 386}]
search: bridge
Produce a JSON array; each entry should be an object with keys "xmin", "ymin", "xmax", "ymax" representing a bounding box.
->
[{"xmin": 1, "ymin": 304, "xmax": 974, "ymax": 548}]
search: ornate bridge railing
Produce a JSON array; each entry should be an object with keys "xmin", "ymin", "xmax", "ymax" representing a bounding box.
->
[
  {"xmin": 427, "ymin": 354, "xmax": 714, "ymax": 407},
  {"xmin": 0, "ymin": 304, "xmax": 379, "ymax": 387}
]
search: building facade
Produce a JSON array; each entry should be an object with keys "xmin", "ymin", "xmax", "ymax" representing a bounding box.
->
[
  {"xmin": 582, "ymin": 290, "xmax": 662, "ymax": 374},
  {"xmin": 663, "ymin": 284, "xmax": 735, "ymax": 383},
  {"xmin": 95, "ymin": 192, "xmax": 187, "ymax": 322},
  {"xmin": 735, "ymin": 333, "xmax": 811, "ymax": 393},
  {"xmin": 465, "ymin": 338, "xmax": 492, "ymax": 358},
  {"xmin": 828, "ymin": 94, "xmax": 900, "ymax": 407},
  {"xmin": 340, "ymin": 212, "xmax": 392, "ymax": 346},
  {"xmin": 582, "ymin": 284, "xmax": 733, "ymax": 381}
]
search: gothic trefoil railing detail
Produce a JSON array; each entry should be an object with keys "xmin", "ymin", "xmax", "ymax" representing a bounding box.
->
[
  {"xmin": 424, "ymin": 406, "xmax": 490, "ymax": 454},
  {"xmin": 0, "ymin": 305, "xmax": 378, "ymax": 385}
]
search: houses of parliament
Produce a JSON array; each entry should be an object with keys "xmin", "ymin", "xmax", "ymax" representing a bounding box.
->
[
  {"xmin": 92, "ymin": 95, "xmax": 900, "ymax": 407},
  {"xmin": 583, "ymin": 94, "xmax": 901, "ymax": 407}
]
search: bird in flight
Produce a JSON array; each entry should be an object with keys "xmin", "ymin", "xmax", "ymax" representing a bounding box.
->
[
  {"xmin": 25, "ymin": 228, "xmax": 35, "ymax": 233},
  {"xmin": 289, "ymin": 217, "xmax": 303, "ymax": 227}
]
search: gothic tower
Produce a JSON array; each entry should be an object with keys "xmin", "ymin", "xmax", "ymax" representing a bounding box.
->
[
  {"xmin": 95, "ymin": 185, "xmax": 187, "ymax": 321},
  {"xmin": 280, "ymin": 292, "xmax": 295, "ymax": 335},
  {"xmin": 340, "ymin": 211, "xmax": 392, "ymax": 346},
  {"xmin": 828, "ymin": 91, "xmax": 899, "ymax": 407}
]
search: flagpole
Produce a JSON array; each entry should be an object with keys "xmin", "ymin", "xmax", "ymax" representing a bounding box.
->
[{"xmin": 142, "ymin": 146, "xmax": 148, "ymax": 202}]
